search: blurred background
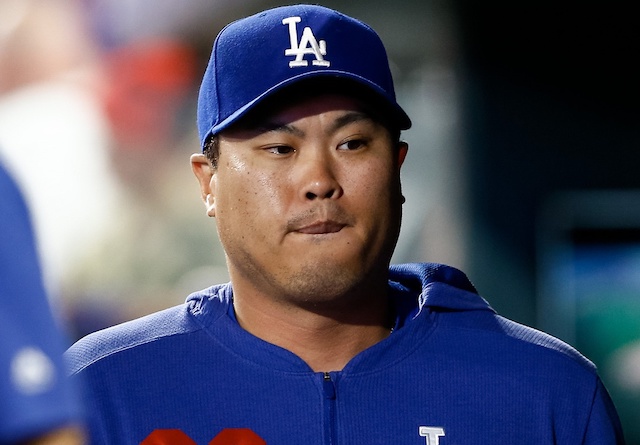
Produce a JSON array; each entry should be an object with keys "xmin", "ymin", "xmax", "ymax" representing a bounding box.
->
[{"xmin": 1, "ymin": 0, "xmax": 638, "ymax": 441}]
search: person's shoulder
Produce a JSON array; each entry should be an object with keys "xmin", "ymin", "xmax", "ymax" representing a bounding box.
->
[
  {"xmin": 393, "ymin": 263, "xmax": 597, "ymax": 374},
  {"xmin": 492, "ymin": 315, "xmax": 596, "ymax": 372},
  {"xmin": 432, "ymin": 298, "xmax": 598, "ymax": 376},
  {"xmin": 65, "ymin": 303, "xmax": 192, "ymax": 374},
  {"xmin": 65, "ymin": 285, "xmax": 231, "ymax": 375}
]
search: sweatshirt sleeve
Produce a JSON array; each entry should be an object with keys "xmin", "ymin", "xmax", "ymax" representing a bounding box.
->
[{"xmin": 583, "ymin": 378, "xmax": 626, "ymax": 444}]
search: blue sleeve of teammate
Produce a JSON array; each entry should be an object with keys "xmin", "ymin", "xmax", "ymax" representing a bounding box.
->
[{"xmin": 0, "ymin": 160, "xmax": 83, "ymax": 442}]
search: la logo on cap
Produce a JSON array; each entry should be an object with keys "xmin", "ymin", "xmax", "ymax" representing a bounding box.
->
[{"xmin": 282, "ymin": 16, "xmax": 330, "ymax": 68}]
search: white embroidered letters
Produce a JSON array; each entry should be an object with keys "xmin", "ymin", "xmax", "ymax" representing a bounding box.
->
[
  {"xmin": 282, "ymin": 16, "xmax": 330, "ymax": 68},
  {"xmin": 419, "ymin": 426, "xmax": 446, "ymax": 445}
]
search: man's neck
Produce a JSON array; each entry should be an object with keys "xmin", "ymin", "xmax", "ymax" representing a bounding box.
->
[{"xmin": 232, "ymin": 290, "xmax": 393, "ymax": 372}]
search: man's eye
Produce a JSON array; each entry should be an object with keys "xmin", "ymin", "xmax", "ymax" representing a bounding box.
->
[
  {"xmin": 265, "ymin": 145, "xmax": 295, "ymax": 155},
  {"xmin": 338, "ymin": 139, "xmax": 366, "ymax": 151}
]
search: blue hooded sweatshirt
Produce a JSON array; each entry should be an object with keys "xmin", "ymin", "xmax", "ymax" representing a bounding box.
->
[{"xmin": 66, "ymin": 263, "xmax": 625, "ymax": 444}]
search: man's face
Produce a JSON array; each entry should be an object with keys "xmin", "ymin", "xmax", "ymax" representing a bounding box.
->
[{"xmin": 194, "ymin": 93, "xmax": 407, "ymax": 309}]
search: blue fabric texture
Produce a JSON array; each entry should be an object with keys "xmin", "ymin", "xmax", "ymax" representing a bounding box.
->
[
  {"xmin": 0, "ymin": 161, "xmax": 82, "ymax": 442},
  {"xmin": 67, "ymin": 262, "xmax": 624, "ymax": 444}
]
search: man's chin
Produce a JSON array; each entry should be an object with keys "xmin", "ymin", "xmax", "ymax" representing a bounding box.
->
[{"xmin": 274, "ymin": 262, "xmax": 381, "ymax": 310}]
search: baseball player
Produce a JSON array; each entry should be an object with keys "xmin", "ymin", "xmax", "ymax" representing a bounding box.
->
[
  {"xmin": 66, "ymin": 5, "xmax": 625, "ymax": 444},
  {"xmin": 0, "ymin": 159, "xmax": 84, "ymax": 444}
]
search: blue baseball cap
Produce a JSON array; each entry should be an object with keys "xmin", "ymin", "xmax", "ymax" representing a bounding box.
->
[{"xmin": 197, "ymin": 4, "xmax": 411, "ymax": 148}]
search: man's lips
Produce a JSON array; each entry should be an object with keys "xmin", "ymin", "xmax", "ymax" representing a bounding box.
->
[
  {"xmin": 294, "ymin": 221, "xmax": 346, "ymax": 235},
  {"xmin": 286, "ymin": 205, "xmax": 353, "ymax": 235}
]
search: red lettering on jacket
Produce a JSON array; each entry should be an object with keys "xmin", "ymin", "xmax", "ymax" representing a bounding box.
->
[
  {"xmin": 209, "ymin": 428, "xmax": 266, "ymax": 444},
  {"xmin": 141, "ymin": 428, "xmax": 266, "ymax": 444},
  {"xmin": 140, "ymin": 429, "xmax": 196, "ymax": 444}
]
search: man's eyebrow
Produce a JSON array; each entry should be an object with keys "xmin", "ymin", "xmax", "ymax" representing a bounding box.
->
[
  {"xmin": 251, "ymin": 110, "xmax": 374, "ymax": 137},
  {"xmin": 254, "ymin": 122, "xmax": 305, "ymax": 137},
  {"xmin": 328, "ymin": 111, "xmax": 375, "ymax": 135}
]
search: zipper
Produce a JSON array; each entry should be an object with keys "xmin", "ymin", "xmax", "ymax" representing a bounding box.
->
[{"xmin": 321, "ymin": 372, "xmax": 337, "ymax": 444}]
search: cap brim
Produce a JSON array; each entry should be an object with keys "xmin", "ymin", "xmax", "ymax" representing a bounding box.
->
[{"xmin": 204, "ymin": 70, "xmax": 411, "ymax": 142}]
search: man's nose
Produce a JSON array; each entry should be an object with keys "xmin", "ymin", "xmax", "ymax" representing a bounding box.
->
[{"xmin": 298, "ymin": 152, "xmax": 343, "ymax": 201}]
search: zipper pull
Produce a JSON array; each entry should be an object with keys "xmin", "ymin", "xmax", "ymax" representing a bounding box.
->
[{"xmin": 322, "ymin": 372, "xmax": 336, "ymax": 400}]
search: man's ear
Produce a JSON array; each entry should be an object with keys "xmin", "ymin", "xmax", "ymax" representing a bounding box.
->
[
  {"xmin": 396, "ymin": 141, "xmax": 408, "ymax": 168},
  {"xmin": 190, "ymin": 153, "xmax": 216, "ymax": 217}
]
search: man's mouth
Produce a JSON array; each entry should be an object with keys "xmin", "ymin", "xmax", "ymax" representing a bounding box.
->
[{"xmin": 295, "ymin": 221, "xmax": 346, "ymax": 235}]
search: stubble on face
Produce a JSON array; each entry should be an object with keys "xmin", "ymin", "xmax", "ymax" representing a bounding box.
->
[
  {"xmin": 221, "ymin": 189, "xmax": 402, "ymax": 314},
  {"xmin": 212, "ymin": 94, "xmax": 405, "ymax": 313}
]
